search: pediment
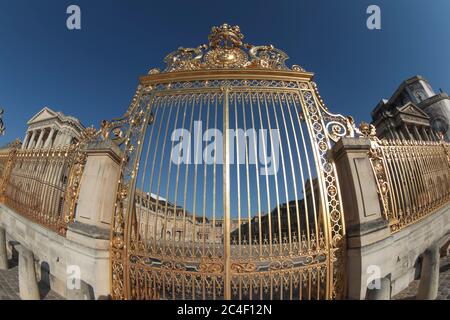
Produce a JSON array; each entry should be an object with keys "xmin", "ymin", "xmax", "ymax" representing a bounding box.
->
[
  {"xmin": 27, "ymin": 107, "xmax": 59, "ymax": 125},
  {"xmin": 396, "ymin": 102, "xmax": 429, "ymax": 119}
]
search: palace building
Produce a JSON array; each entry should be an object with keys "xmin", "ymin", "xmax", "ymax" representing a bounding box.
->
[
  {"xmin": 21, "ymin": 107, "xmax": 85, "ymax": 150},
  {"xmin": 371, "ymin": 75, "xmax": 450, "ymax": 141}
]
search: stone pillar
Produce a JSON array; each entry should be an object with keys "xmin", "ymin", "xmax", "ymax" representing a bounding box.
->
[
  {"xmin": 74, "ymin": 140, "xmax": 121, "ymax": 229},
  {"xmin": 332, "ymin": 137, "xmax": 392, "ymax": 300},
  {"xmin": 65, "ymin": 135, "xmax": 73, "ymax": 145},
  {"xmin": 21, "ymin": 132, "xmax": 30, "ymax": 150},
  {"xmin": 399, "ymin": 129, "xmax": 406, "ymax": 140},
  {"xmin": 422, "ymin": 127, "xmax": 431, "ymax": 141},
  {"xmin": 35, "ymin": 129, "xmax": 45, "ymax": 149},
  {"xmin": 17, "ymin": 244, "xmax": 40, "ymax": 300},
  {"xmin": 53, "ymin": 131, "xmax": 62, "ymax": 147},
  {"xmin": 387, "ymin": 128, "xmax": 395, "ymax": 140},
  {"xmin": 28, "ymin": 130, "xmax": 37, "ymax": 149},
  {"xmin": 391, "ymin": 130, "xmax": 398, "ymax": 140},
  {"xmin": 43, "ymin": 128, "xmax": 56, "ymax": 149},
  {"xmin": 417, "ymin": 245, "xmax": 440, "ymax": 300},
  {"xmin": 65, "ymin": 140, "xmax": 122, "ymax": 299},
  {"xmin": 413, "ymin": 126, "xmax": 422, "ymax": 141},
  {"xmin": 0, "ymin": 227, "xmax": 8, "ymax": 270},
  {"xmin": 404, "ymin": 125, "xmax": 414, "ymax": 140},
  {"xmin": 430, "ymin": 129, "xmax": 438, "ymax": 141},
  {"xmin": 366, "ymin": 277, "xmax": 391, "ymax": 300}
]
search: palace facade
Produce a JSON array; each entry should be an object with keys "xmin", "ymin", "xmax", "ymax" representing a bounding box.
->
[
  {"xmin": 371, "ymin": 75, "xmax": 450, "ymax": 141},
  {"xmin": 21, "ymin": 107, "xmax": 85, "ymax": 150}
]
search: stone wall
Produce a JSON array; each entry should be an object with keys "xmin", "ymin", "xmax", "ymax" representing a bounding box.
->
[{"xmin": 0, "ymin": 204, "xmax": 110, "ymax": 299}]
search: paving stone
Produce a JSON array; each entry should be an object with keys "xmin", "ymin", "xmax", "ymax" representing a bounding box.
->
[
  {"xmin": 0, "ymin": 258, "xmax": 63, "ymax": 300},
  {"xmin": 394, "ymin": 255, "xmax": 450, "ymax": 300}
]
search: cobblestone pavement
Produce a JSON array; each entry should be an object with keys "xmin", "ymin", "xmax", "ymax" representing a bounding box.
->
[
  {"xmin": 393, "ymin": 255, "xmax": 450, "ymax": 300},
  {"xmin": 0, "ymin": 258, "xmax": 63, "ymax": 300}
]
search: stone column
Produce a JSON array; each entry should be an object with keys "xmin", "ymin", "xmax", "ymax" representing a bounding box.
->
[
  {"xmin": 430, "ymin": 129, "xmax": 439, "ymax": 141},
  {"xmin": 413, "ymin": 126, "xmax": 422, "ymax": 141},
  {"xmin": 17, "ymin": 244, "xmax": 40, "ymax": 300},
  {"xmin": 332, "ymin": 137, "xmax": 392, "ymax": 300},
  {"xmin": 404, "ymin": 125, "xmax": 414, "ymax": 140},
  {"xmin": 53, "ymin": 130, "xmax": 61, "ymax": 147},
  {"xmin": 399, "ymin": 129, "xmax": 406, "ymax": 140},
  {"xmin": 417, "ymin": 245, "xmax": 440, "ymax": 300},
  {"xmin": 65, "ymin": 135, "xmax": 73, "ymax": 145},
  {"xmin": 43, "ymin": 128, "xmax": 56, "ymax": 149},
  {"xmin": 54, "ymin": 130, "xmax": 67, "ymax": 147},
  {"xmin": 28, "ymin": 130, "xmax": 37, "ymax": 149},
  {"xmin": 21, "ymin": 132, "xmax": 30, "ymax": 150},
  {"xmin": 35, "ymin": 129, "xmax": 45, "ymax": 149},
  {"xmin": 422, "ymin": 127, "xmax": 431, "ymax": 141},
  {"xmin": 387, "ymin": 128, "xmax": 395, "ymax": 140},
  {"xmin": 50, "ymin": 130, "xmax": 59, "ymax": 147},
  {"xmin": 0, "ymin": 227, "xmax": 8, "ymax": 270}
]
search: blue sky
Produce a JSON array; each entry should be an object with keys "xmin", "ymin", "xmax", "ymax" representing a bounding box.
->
[{"xmin": 1, "ymin": 0, "xmax": 450, "ymax": 143}]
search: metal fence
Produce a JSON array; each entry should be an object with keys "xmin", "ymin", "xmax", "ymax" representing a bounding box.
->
[
  {"xmin": 0, "ymin": 136, "xmax": 91, "ymax": 236},
  {"xmin": 369, "ymin": 138, "xmax": 450, "ymax": 233}
]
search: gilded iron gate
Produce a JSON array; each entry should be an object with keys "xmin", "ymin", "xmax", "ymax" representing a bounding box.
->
[{"xmin": 107, "ymin": 24, "xmax": 354, "ymax": 300}]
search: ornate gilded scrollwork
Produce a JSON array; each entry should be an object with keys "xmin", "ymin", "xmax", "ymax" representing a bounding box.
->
[
  {"xmin": 63, "ymin": 151, "xmax": 87, "ymax": 224},
  {"xmin": 357, "ymin": 121, "xmax": 377, "ymax": 138},
  {"xmin": 247, "ymin": 45, "xmax": 289, "ymax": 70},
  {"xmin": 198, "ymin": 260, "xmax": 224, "ymax": 274},
  {"xmin": 0, "ymin": 138, "xmax": 21, "ymax": 202},
  {"xmin": 204, "ymin": 46, "xmax": 249, "ymax": 69},
  {"xmin": 164, "ymin": 46, "xmax": 206, "ymax": 73},
  {"xmin": 368, "ymin": 143, "xmax": 390, "ymax": 220},
  {"xmin": 156, "ymin": 23, "xmax": 304, "ymax": 72},
  {"xmin": 160, "ymin": 260, "xmax": 188, "ymax": 271},
  {"xmin": 208, "ymin": 23, "xmax": 244, "ymax": 49},
  {"xmin": 358, "ymin": 122, "xmax": 392, "ymax": 221},
  {"xmin": 269, "ymin": 260, "xmax": 295, "ymax": 270},
  {"xmin": 306, "ymin": 81, "xmax": 357, "ymax": 143},
  {"xmin": 231, "ymin": 262, "xmax": 257, "ymax": 273}
]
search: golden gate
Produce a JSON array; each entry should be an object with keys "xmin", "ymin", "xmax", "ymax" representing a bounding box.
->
[{"xmin": 103, "ymin": 24, "xmax": 354, "ymax": 300}]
